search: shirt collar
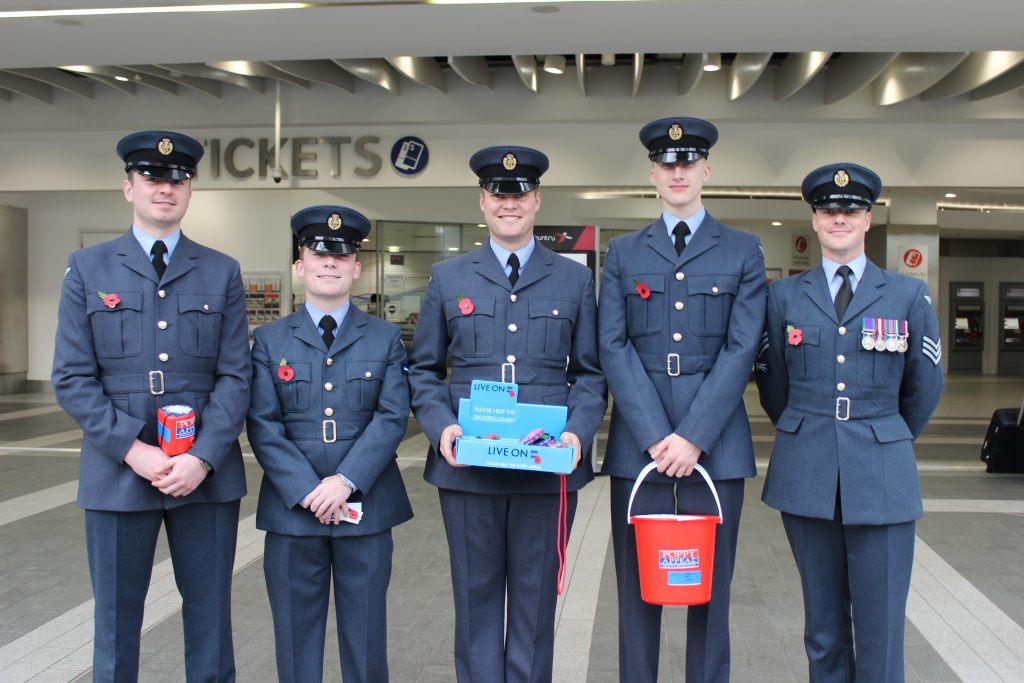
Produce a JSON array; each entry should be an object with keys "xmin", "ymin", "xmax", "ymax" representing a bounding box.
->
[
  {"xmin": 132, "ymin": 225, "xmax": 181, "ymax": 260},
  {"xmin": 489, "ymin": 237, "xmax": 536, "ymax": 271},
  {"xmin": 305, "ymin": 300, "xmax": 351, "ymax": 330},
  {"xmin": 662, "ymin": 207, "xmax": 706, "ymax": 240},
  {"xmin": 821, "ymin": 253, "xmax": 867, "ymax": 285}
]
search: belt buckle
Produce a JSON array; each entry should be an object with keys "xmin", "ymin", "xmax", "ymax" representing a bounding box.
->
[
  {"xmin": 666, "ymin": 353, "xmax": 681, "ymax": 377},
  {"xmin": 322, "ymin": 419, "xmax": 337, "ymax": 444},
  {"xmin": 148, "ymin": 370, "xmax": 165, "ymax": 396},
  {"xmin": 501, "ymin": 362, "xmax": 516, "ymax": 384},
  {"xmin": 835, "ymin": 396, "xmax": 851, "ymax": 421}
]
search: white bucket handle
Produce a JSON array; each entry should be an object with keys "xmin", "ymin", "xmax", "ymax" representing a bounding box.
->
[{"xmin": 626, "ymin": 461, "xmax": 723, "ymax": 526}]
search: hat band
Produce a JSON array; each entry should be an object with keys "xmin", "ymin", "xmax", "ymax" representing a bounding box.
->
[
  {"xmin": 478, "ymin": 176, "xmax": 538, "ymax": 185},
  {"xmin": 815, "ymin": 193, "xmax": 873, "ymax": 204},
  {"xmin": 126, "ymin": 160, "xmax": 196, "ymax": 173}
]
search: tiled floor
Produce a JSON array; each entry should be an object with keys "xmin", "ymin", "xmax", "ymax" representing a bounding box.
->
[{"xmin": 1, "ymin": 376, "xmax": 1022, "ymax": 682}]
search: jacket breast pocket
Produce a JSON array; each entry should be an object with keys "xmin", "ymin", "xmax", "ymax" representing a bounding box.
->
[
  {"xmin": 346, "ymin": 361, "xmax": 386, "ymax": 412},
  {"xmin": 527, "ymin": 298, "xmax": 577, "ymax": 359},
  {"xmin": 857, "ymin": 345, "xmax": 904, "ymax": 388},
  {"xmin": 178, "ymin": 294, "xmax": 225, "ymax": 358},
  {"xmin": 686, "ymin": 274, "xmax": 739, "ymax": 336},
  {"xmin": 274, "ymin": 363, "xmax": 311, "ymax": 413},
  {"xmin": 87, "ymin": 291, "xmax": 143, "ymax": 358},
  {"xmin": 444, "ymin": 296, "xmax": 495, "ymax": 358},
  {"xmin": 784, "ymin": 325, "xmax": 821, "ymax": 380},
  {"xmin": 623, "ymin": 274, "xmax": 665, "ymax": 337}
]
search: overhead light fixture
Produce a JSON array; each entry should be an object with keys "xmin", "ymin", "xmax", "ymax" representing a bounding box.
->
[
  {"xmin": 474, "ymin": 241, "xmax": 483, "ymax": 246},
  {"xmin": 114, "ymin": 75, "xmax": 129, "ymax": 82},
  {"xmin": 543, "ymin": 55, "xmax": 566, "ymax": 75},
  {"xmin": 702, "ymin": 53, "xmax": 722, "ymax": 72},
  {"xmin": 771, "ymin": 221, "xmax": 782, "ymax": 226},
  {"xmin": 447, "ymin": 247, "xmax": 460, "ymax": 252},
  {"xmin": 387, "ymin": 246, "xmax": 401, "ymax": 253},
  {"xmin": 0, "ymin": 3, "xmax": 311, "ymax": 18},
  {"xmin": 477, "ymin": 223, "xmax": 486, "ymax": 228},
  {"xmin": 600, "ymin": 53, "xmax": 616, "ymax": 67},
  {"xmin": 945, "ymin": 192, "xmax": 957, "ymax": 198}
]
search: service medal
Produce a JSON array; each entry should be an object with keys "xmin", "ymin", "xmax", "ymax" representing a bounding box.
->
[
  {"xmin": 862, "ymin": 335, "xmax": 875, "ymax": 351},
  {"xmin": 873, "ymin": 317, "xmax": 885, "ymax": 351},
  {"xmin": 884, "ymin": 319, "xmax": 898, "ymax": 352},
  {"xmin": 861, "ymin": 318, "xmax": 876, "ymax": 350}
]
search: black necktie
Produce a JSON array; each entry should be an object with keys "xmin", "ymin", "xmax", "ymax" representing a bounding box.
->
[
  {"xmin": 672, "ymin": 221, "xmax": 690, "ymax": 256},
  {"xmin": 150, "ymin": 240, "xmax": 167, "ymax": 279},
  {"xmin": 507, "ymin": 253, "xmax": 520, "ymax": 287},
  {"xmin": 834, "ymin": 265, "xmax": 853, "ymax": 320},
  {"xmin": 320, "ymin": 315, "xmax": 337, "ymax": 349}
]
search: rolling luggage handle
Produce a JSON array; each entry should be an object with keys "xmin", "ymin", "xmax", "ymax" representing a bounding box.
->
[{"xmin": 627, "ymin": 461, "xmax": 723, "ymax": 525}]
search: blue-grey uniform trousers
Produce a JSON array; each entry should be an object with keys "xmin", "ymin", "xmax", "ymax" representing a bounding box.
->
[
  {"xmin": 85, "ymin": 501, "xmax": 240, "ymax": 683},
  {"xmin": 781, "ymin": 495, "xmax": 916, "ymax": 683},
  {"xmin": 610, "ymin": 476, "xmax": 745, "ymax": 683},
  {"xmin": 263, "ymin": 530, "xmax": 394, "ymax": 683},
  {"xmin": 438, "ymin": 488, "xmax": 578, "ymax": 683}
]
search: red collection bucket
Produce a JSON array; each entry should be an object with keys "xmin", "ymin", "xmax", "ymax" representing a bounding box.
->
[{"xmin": 627, "ymin": 461, "xmax": 723, "ymax": 605}]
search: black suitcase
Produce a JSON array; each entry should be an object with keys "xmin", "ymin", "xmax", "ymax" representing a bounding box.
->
[{"xmin": 980, "ymin": 400, "xmax": 1024, "ymax": 473}]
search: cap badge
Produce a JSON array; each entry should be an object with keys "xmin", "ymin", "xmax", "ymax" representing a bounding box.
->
[
  {"xmin": 668, "ymin": 123, "xmax": 683, "ymax": 141},
  {"xmin": 327, "ymin": 213, "xmax": 343, "ymax": 231},
  {"xmin": 502, "ymin": 153, "xmax": 518, "ymax": 171},
  {"xmin": 834, "ymin": 169, "xmax": 850, "ymax": 188},
  {"xmin": 157, "ymin": 137, "xmax": 174, "ymax": 156}
]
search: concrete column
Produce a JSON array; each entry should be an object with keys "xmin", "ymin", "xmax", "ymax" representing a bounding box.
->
[{"xmin": 0, "ymin": 206, "xmax": 28, "ymax": 393}]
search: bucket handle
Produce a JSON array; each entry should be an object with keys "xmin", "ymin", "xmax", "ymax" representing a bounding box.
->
[{"xmin": 626, "ymin": 461, "xmax": 723, "ymax": 526}]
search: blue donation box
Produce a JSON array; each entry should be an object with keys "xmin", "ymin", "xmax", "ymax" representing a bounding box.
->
[{"xmin": 455, "ymin": 380, "xmax": 574, "ymax": 474}]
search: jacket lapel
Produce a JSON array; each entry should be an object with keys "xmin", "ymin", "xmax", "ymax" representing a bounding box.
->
[
  {"xmin": 841, "ymin": 260, "xmax": 885, "ymax": 324},
  {"xmin": 117, "ymin": 230, "xmax": 160, "ymax": 283},
  {"xmin": 677, "ymin": 213, "xmax": 720, "ymax": 265},
  {"xmin": 160, "ymin": 233, "xmax": 199, "ymax": 285},
  {"xmin": 471, "ymin": 244, "xmax": 513, "ymax": 291},
  {"xmin": 643, "ymin": 218, "xmax": 679, "ymax": 265},
  {"xmin": 513, "ymin": 241, "xmax": 556, "ymax": 291},
  {"xmin": 291, "ymin": 310, "xmax": 326, "ymax": 351},
  {"xmin": 331, "ymin": 307, "xmax": 367, "ymax": 354},
  {"xmin": 801, "ymin": 267, "xmax": 839, "ymax": 322}
]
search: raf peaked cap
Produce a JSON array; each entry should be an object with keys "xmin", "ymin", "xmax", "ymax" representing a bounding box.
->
[
  {"xmin": 291, "ymin": 205, "xmax": 370, "ymax": 255},
  {"xmin": 801, "ymin": 162, "xmax": 882, "ymax": 210},
  {"xmin": 117, "ymin": 130, "xmax": 204, "ymax": 180},
  {"xmin": 640, "ymin": 116, "xmax": 719, "ymax": 163},
  {"xmin": 470, "ymin": 145, "xmax": 549, "ymax": 195}
]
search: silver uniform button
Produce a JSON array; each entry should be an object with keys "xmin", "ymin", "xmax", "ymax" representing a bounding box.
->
[
  {"xmin": 837, "ymin": 382, "xmax": 846, "ymax": 391},
  {"xmin": 324, "ymin": 407, "xmax": 334, "ymax": 417},
  {"xmin": 676, "ymin": 272, "xmax": 685, "ymax": 281},
  {"xmin": 838, "ymin": 326, "xmax": 847, "ymax": 335},
  {"xmin": 675, "ymin": 301, "xmax": 684, "ymax": 311},
  {"xmin": 508, "ymin": 324, "xmax": 518, "ymax": 333},
  {"xmin": 325, "ymin": 383, "xmax": 333, "ymax": 391},
  {"xmin": 552, "ymin": 309, "xmax": 559, "ymax": 316},
  {"xmin": 510, "ymin": 294, "xmax": 518, "ymax": 302},
  {"xmin": 157, "ymin": 321, "xmax": 168, "ymax": 330},
  {"xmin": 364, "ymin": 371, "xmax": 372, "ymax": 378},
  {"xmin": 326, "ymin": 358, "xmax": 333, "ymax": 366},
  {"xmin": 672, "ymin": 332, "xmax": 682, "ymax": 342},
  {"xmin": 158, "ymin": 289, "xmax": 166, "ymax": 298},
  {"xmin": 506, "ymin": 355, "xmax": 516, "ymax": 363},
  {"xmin": 712, "ymin": 286, "xmax": 719, "ymax": 294},
  {"xmin": 158, "ymin": 352, "xmax": 169, "ymax": 362},
  {"xmin": 203, "ymin": 304, "xmax": 209, "ymax": 311},
  {"xmin": 837, "ymin": 355, "xmax": 846, "ymax": 364}
]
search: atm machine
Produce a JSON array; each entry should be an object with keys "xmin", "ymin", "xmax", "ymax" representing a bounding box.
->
[
  {"xmin": 998, "ymin": 283, "xmax": 1024, "ymax": 375},
  {"xmin": 948, "ymin": 282, "xmax": 984, "ymax": 374}
]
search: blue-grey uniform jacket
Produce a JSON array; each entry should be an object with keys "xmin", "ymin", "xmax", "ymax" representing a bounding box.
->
[
  {"xmin": 409, "ymin": 241, "xmax": 607, "ymax": 494},
  {"xmin": 756, "ymin": 261, "xmax": 944, "ymax": 524},
  {"xmin": 247, "ymin": 307, "xmax": 413, "ymax": 536},
  {"xmin": 599, "ymin": 215, "xmax": 766, "ymax": 483},
  {"xmin": 52, "ymin": 230, "xmax": 250, "ymax": 511}
]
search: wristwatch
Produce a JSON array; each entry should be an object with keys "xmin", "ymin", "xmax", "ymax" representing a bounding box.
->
[
  {"xmin": 335, "ymin": 473, "xmax": 356, "ymax": 492},
  {"xmin": 197, "ymin": 458, "xmax": 213, "ymax": 473}
]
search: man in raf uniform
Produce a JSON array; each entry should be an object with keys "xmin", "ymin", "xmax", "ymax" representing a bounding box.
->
[
  {"xmin": 755, "ymin": 163, "xmax": 944, "ymax": 682},
  {"xmin": 599, "ymin": 117, "xmax": 766, "ymax": 683},
  {"xmin": 52, "ymin": 130, "xmax": 250, "ymax": 681},
  {"xmin": 247, "ymin": 205, "xmax": 412, "ymax": 683},
  {"xmin": 408, "ymin": 145, "xmax": 606, "ymax": 683}
]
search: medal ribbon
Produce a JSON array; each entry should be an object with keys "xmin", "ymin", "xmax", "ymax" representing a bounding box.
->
[{"xmin": 876, "ymin": 318, "xmax": 884, "ymax": 344}]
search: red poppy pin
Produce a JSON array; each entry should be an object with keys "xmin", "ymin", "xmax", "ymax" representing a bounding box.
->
[
  {"xmin": 277, "ymin": 358, "xmax": 295, "ymax": 381},
  {"xmin": 456, "ymin": 295, "xmax": 475, "ymax": 315},
  {"xmin": 786, "ymin": 325, "xmax": 803, "ymax": 346},
  {"xmin": 632, "ymin": 279, "xmax": 651, "ymax": 300},
  {"xmin": 97, "ymin": 291, "xmax": 120, "ymax": 309}
]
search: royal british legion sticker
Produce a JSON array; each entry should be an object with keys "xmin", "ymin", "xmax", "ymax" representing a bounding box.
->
[
  {"xmin": 157, "ymin": 137, "xmax": 174, "ymax": 156},
  {"xmin": 502, "ymin": 153, "xmax": 518, "ymax": 171},
  {"xmin": 668, "ymin": 123, "xmax": 683, "ymax": 141},
  {"xmin": 327, "ymin": 213, "xmax": 343, "ymax": 231},
  {"xmin": 834, "ymin": 169, "xmax": 849, "ymax": 188}
]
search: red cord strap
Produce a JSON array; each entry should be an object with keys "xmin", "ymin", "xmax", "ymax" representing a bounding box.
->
[{"xmin": 556, "ymin": 473, "xmax": 568, "ymax": 595}]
